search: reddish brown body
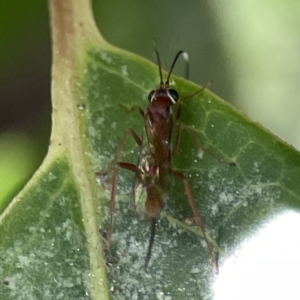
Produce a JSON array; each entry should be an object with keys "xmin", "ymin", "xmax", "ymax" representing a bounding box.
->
[
  {"xmin": 104, "ymin": 51, "xmax": 233, "ymax": 271},
  {"xmin": 134, "ymin": 91, "xmax": 175, "ymax": 218}
]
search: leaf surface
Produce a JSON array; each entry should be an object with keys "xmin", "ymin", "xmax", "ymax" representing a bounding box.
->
[{"xmin": 1, "ymin": 1, "xmax": 300, "ymax": 299}]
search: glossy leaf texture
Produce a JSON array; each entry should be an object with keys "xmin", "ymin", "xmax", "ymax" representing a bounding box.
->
[{"xmin": 1, "ymin": 1, "xmax": 300, "ymax": 300}]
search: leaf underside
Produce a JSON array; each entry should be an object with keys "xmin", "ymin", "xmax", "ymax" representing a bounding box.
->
[
  {"xmin": 1, "ymin": 43, "xmax": 300, "ymax": 300},
  {"xmin": 82, "ymin": 47, "xmax": 300, "ymax": 299}
]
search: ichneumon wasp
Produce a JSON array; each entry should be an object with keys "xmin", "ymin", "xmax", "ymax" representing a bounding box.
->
[{"xmin": 100, "ymin": 50, "xmax": 235, "ymax": 273}]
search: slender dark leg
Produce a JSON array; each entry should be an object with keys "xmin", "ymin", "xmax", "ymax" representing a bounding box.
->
[
  {"xmin": 119, "ymin": 104, "xmax": 145, "ymax": 118},
  {"xmin": 104, "ymin": 129, "xmax": 142, "ymax": 249},
  {"xmin": 174, "ymin": 87, "xmax": 205, "ymax": 123},
  {"xmin": 171, "ymin": 169, "xmax": 218, "ymax": 274},
  {"xmin": 172, "ymin": 122, "xmax": 235, "ymax": 166},
  {"xmin": 144, "ymin": 218, "xmax": 157, "ymax": 270},
  {"xmin": 101, "ymin": 106, "xmax": 145, "ymax": 260}
]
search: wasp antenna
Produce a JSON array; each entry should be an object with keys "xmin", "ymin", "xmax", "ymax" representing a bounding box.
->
[
  {"xmin": 154, "ymin": 49, "xmax": 164, "ymax": 88},
  {"xmin": 182, "ymin": 52, "xmax": 190, "ymax": 80},
  {"xmin": 165, "ymin": 50, "xmax": 186, "ymax": 88}
]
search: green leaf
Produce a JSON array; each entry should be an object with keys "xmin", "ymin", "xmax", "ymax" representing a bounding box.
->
[{"xmin": 1, "ymin": 1, "xmax": 300, "ymax": 299}]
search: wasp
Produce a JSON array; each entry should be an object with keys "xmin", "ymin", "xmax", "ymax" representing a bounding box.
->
[{"xmin": 103, "ymin": 51, "xmax": 234, "ymax": 273}]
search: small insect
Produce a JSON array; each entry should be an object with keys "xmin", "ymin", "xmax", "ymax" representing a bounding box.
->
[{"xmin": 103, "ymin": 51, "xmax": 234, "ymax": 273}]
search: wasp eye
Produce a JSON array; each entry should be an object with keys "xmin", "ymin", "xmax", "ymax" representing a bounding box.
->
[
  {"xmin": 168, "ymin": 89, "xmax": 179, "ymax": 103},
  {"xmin": 148, "ymin": 90, "xmax": 155, "ymax": 102}
]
